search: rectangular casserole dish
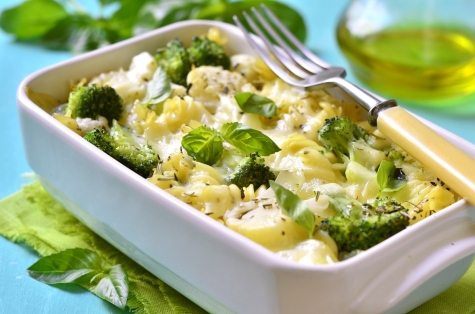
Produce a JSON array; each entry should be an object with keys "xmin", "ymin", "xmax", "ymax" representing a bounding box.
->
[{"xmin": 17, "ymin": 20, "xmax": 475, "ymax": 314}]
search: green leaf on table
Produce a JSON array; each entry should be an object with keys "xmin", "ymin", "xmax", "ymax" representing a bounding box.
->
[
  {"xmin": 194, "ymin": 0, "xmax": 307, "ymax": 43},
  {"xmin": 0, "ymin": 0, "xmax": 68, "ymax": 39},
  {"xmin": 270, "ymin": 181, "xmax": 315, "ymax": 237},
  {"xmin": 93, "ymin": 264, "xmax": 129, "ymax": 309},
  {"xmin": 262, "ymin": 1, "xmax": 306, "ymax": 43},
  {"xmin": 27, "ymin": 248, "xmax": 103, "ymax": 284},
  {"xmin": 71, "ymin": 21, "xmax": 121, "ymax": 54},
  {"xmin": 220, "ymin": 122, "xmax": 280, "ymax": 156},
  {"xmin": 377, "ymin": 160, "xmax": 407, "ymax": 196},
  {"xmin": 0, "ymin": 0, "xmax": 307, "ymax": 53},
  {"xmin": 27, "ymin": 248, "xmax": 129, "ymax": 310},
  {"xmin": 98, "ymin": 0, "xmax": 123, "ymax": 6},
  {"xmin": 135, "ymin": 0, "xmax": 208, "ymax": 34},
  {"xmin": 39, "ymin": 10, "xmax": 122, "ymax": 54},
  {"xmin": 39, "ymin": 15, "xmax": 78, "ymax": 50},
  {"xmin": 234, "ymin": 92, "xmax": 276, "ymax": 118},
  {"xmin": 109, "ymin": 0, "xmax": 150, "ymax": 39},
  {"xmin": 182, "ymin": 125, "xmax": 224, "ymax": 165},
  {"xmin": 0, "ymin": 0, "xmax": 133, "ymax": 53},
  {"xmin": 144, "ymin": 66, "xmax": 172, "ymax": 107},
  {"xmin": 133, "ymin": 0, "xmax": 306, "ymax": 42}
]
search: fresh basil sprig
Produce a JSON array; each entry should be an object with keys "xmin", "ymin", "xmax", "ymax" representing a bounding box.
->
[
  {"xmin": 0, "ymin": 0, "xmax": 68, "ymax": 39},
  {"xmin": 182, "ymin": 122, "xmax": 280, "ymax": 165},
  {"xmin": 0, "ymin": 0, "xmax": 306, "ymax": 54},
  {"xmin": 221, "ymin": 122, "xmax": 280, "ymax": 156},
  {"xmin": 143, "ymin": 66, "xmax": 172, "ymax": 108},
  {"xmin": 181, "ymin": 125, "xmax": 224, "ymax": 165},
  {"xmin": 234, "ymin": 92, "xmax": 277, "ymax": 118},
  {"xmin": 27, "ymin": 248, "xmax": 129, "ymax": 310},
  {"xmin": 270, "ymin": 181, "xmax": 315, "ymax": 237},
  {"xmin": 92, "ymin": 264, "xmax": 128, "ymax": 309},
  {"xmin": 376, "ymin": 160, "xmax": 407, "ymax": 197}
]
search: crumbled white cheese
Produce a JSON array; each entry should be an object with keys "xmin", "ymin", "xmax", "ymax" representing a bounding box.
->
[
  {"xmin": 76, "ymin": 116, "xmax": 108, "ymax": 135},
  {"xmin": 89, "ymin": 52, "xmax": 157, "ymax": 105}
]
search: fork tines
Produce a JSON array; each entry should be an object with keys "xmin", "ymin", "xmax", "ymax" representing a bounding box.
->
[{"xmin": 233, "ymin": 4, "xmax": 332, "ymax": 85}]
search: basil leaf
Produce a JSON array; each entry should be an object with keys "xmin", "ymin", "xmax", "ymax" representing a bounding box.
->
[
  {"xmin": 134, "ymin": 0, "xmax": 207, "ymax": 34},
  {"xmin": 134, "ymin": 0, "xmax": 306, "ymax": 42},
  {"xmin": 234, "ymin": 92, "xmax": 276, "ymax": 118},
  {"xmin": 0, "ymin": 0, "xmax": 68, "ymax": 39},
  {"xmin": 194, "ymin": 0, "xmax": 307, "ymax": 42},
  {"xmin": 377, "ymin": 160, "xmax": 394, "ymax": 191},
  {"xmin": 221, "ymin": 122, "xmax": 280, "ymax": 156},
  {"xmin": 263, "ymin": 1, "xmax": 306, "ymax": 43},
  {"xmin": 270, "ymin": 181, "xmax": 315, "ymax": 237},
  {"xmin": 1, "ymin": 0, "xmax": 307, "ymax": 53},
  {"xmin": 27, "ymin": 248, "xmax": 103, "ymax": 284},
  {"xmin": 27, "ymin": 248, "xmax": 130, "ymax": 310},
  {"xmin": 68, "ymin": 21, "xmax": 121, "ymax": 54},
  {"xmin": 384, "ymin": 179, "xmax": 408, "ymax": 192},
  {"xmin": 110, "ymin": 0, "xmax": 149, "ymax": 38},
  {"xmin": 182, "ymin": 125, "xmax": 224, "ymax": 165},
  {"xmin": 40, "ymin": 16, "xmax": 77, "ymax": 50},
  {"xmin": 93, "ymin": 264, "xmax": 128, "ymax": 310},
  {"xmin": 377, "ymin": 160, "xmax": 407, "ymax": 195},
  {"xmin": 99, "ymin": 0, "xmax": 122, "ymax": 6},
  {"xmin": 144, "ymin": 66, "xmax": 172, "ymax": 106}
]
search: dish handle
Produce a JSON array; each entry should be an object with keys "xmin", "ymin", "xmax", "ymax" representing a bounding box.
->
[{"xmin": 377, "ymin": 106, "xmax": 475, "ymax": 206}]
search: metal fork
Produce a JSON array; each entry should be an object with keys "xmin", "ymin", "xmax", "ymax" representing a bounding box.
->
[
  {"xmin": 233, "ymin": 5, "xmax": 397, "ymax": 126},
  {"xmin": 234, "ymin": 5, "xmax": 475, "ymax": 206}
]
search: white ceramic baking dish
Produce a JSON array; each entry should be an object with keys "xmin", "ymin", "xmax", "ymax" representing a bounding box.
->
[{"xmin": 17, "ymin": 20, "xmax": 475, "ymax": 314}]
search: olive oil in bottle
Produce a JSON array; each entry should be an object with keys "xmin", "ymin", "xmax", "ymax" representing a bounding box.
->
[{"xmin": 337, "ymin": 24, "xmax": 475, "ymax": 103}]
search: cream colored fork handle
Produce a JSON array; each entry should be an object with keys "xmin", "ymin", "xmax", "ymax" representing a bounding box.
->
[{"xmin": 377, "ymin": 106, "xmax": 475, "ymax": 206}]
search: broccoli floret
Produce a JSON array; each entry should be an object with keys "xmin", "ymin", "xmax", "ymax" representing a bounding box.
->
[
  {"xmin": 320, "ymin": 197, "xmax": 409, "ymax": 253},
  {"xmin": 67, "ymin": 84, "xmax": 123, "ymax": 126},
  {"xmin": 318, "ymin": 116, "xmax": 368, "ymax": 156},
  {"xmin": 386, "ymin": 148, "xmax": 405, "ymax": 162},
  {"xmin": 84, "ymin": 122, "xmax": 159, "ymax": 178},
  {"xmin": 363, "ymin": 196, "xmax": 407, "ymax": 214},
  {"xmin": 318, "ymin": 116, "xmax": 389, "ymax": 170},
  {"xmin": 154, "ymin": 38, "xmax": 191, "ymax": 86},
  {"xmin": 320, "ymin": 212, "xmax": 409, "ymax": 253},
  {"xmin": 226, "ymin": 153, "xmax": 276, "ymax": 190},
  {"xmin": 188, "ymin": 36, "xmax": 231, "ymax": 69},
  {"xmin": 83, "ymin": 128, "xmax": 114, "ymax": 155},
  {"xmin": 154, "ymin": 36, "xmax": 230, "ymax": 86}
]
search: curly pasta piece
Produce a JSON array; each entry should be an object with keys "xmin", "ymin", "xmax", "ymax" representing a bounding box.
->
[
  {"xmin": 162, "ymin": 96, "xmax": 214, "ymax": 132},
  {"xmin": 270, "ymin": 134, "xmax": 337, "ymax": 185},
  {"xmin": 188, "ymin": 162, "xmax": 224, "ymax": 185},
  {"xmin": 389, "ymin": 180, "xmax": 456, "ymax": 224},
  {"xmin": 224, "ymin": 201, "xmax": 310, "ymax": 252},
  {"xmin": 407, "ymin": 186, "xmax": 455, "ymax": 224},
  {"xmin": 148, "ymin": 170, "xmax": 179, "ymax": 190},
  {"xmin": 160, "ymin": 152, "xmax": 195, "ymax": 183},
  {"xmin": 345, "ymin": 161, "xmax": 379, "ymax": 202},
  {"xmin": 197, "ymin": 185, "xmax": 241, "ymax": 219},
  {"xmin": 165, "ymin": 184, "xmax": 241, "ymax": 220},
  {"xmin": 206, "ymin": 27, "xmax": 228, "ymax": 45}
]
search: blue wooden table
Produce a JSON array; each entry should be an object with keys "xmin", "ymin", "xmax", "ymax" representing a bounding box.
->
[{"xmin": 1, "ymin": 0, "xmax": 474, "ymax": 313}]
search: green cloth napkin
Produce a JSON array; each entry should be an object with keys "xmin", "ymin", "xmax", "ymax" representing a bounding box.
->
[{"xmin": 1, "ymin": 180, "xmax": 475, "ymax": 313}]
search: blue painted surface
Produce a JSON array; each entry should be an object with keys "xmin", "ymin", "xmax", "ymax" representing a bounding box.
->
[{"xmin": 0, "ymin": 0, "xmax": 474, "ymax": 313}]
